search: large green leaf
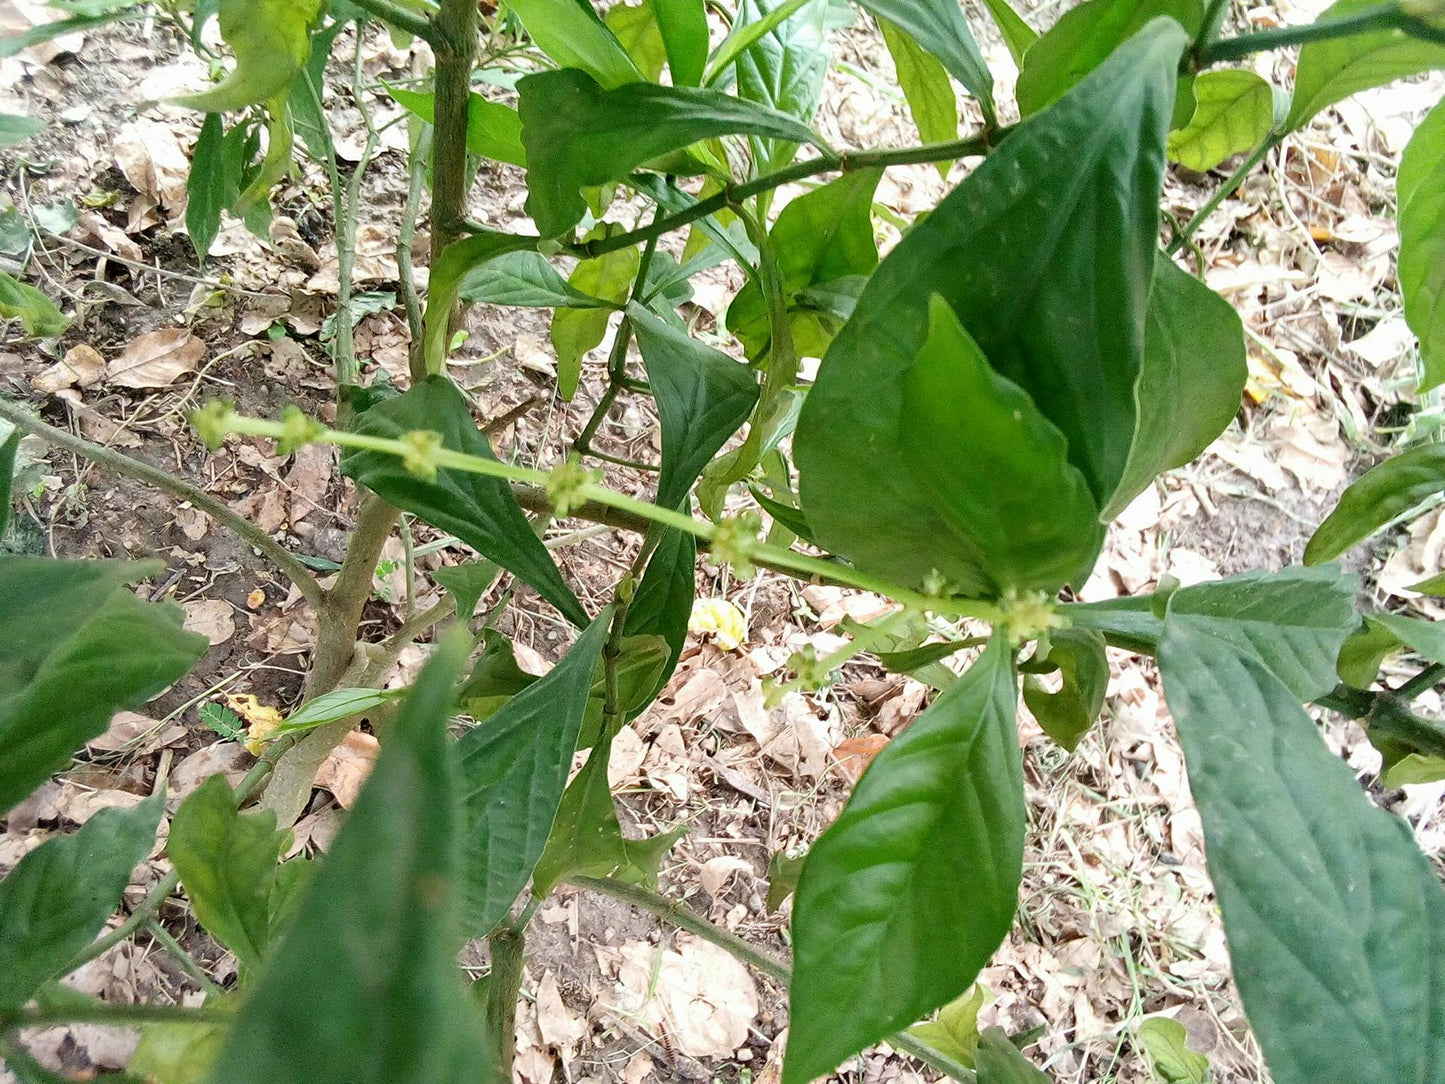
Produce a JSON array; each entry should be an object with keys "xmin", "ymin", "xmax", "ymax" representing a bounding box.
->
[
  {"xmin": 456, "ymin": 611, "xmax": 611, "ymax": 935},
  {"xmin": 649, "ymin": 0, "xmax": 708, "ymax": 85},
  {"xmin": 0, "ymin": 558, "xmax": 206, "ymax": 816},
  {"xmin": 727, "ymin": 169, "xmax": 881, "ymax": 359},
  {"xmin": 1366, "ymin": 612, "xmax": 1445, "ymax": 667},
  {"xmin": 1306, "ymin": 444, "xmax": 1445, "ymax": 564},
  {"xmin": 878, "ymin": 18, "xmax": 958, "ymax": 170},
  {"xmin": 0, "ymin": 271, "xmax": 67, "ymax": 338},
  {"xmin": 423, "ymin": 231, "xmax": 537, "ymax": 372},
  {"xmin": 1400, "ymin": 99, "xmax": 1445, "ymax": 389},
  {"xmin": 0, "ymin": 795, "xmax": 162, "ymax": 1010},
  {"xmin": 1015, "ymin": 0, "xmax": 1201, "ymax": 118},
  {"xmin": 628, "ymin": 304, "xmax": 760, "ymax": 511},
  {"xmin": 1022, "ymin": 627, "xmax": 1108, "ymax": 750},
  {"xmin": 506, "ymin": 0, "xmax": 641, "ymax": 88},
  {"xmin": 1166, "ymin": 69, "xmax": 1277, "ymax": 172},
  {"xmin": 784, "ymin": 635, "xmax": 1024, "ymax": 1084},
  {"xmin": 796, "ymin": 21, "xmax": 1187, "ymax": 591},
  {"xmin": 897, "ymin": 296, "xmax": 1104, "ymax": 595},
  {"xmin": 1287, "ymin": 0, "xmax": 1445, "ymax": 131},
  {"xmin": 209, "ymin": 630, "xmax": 491, "ymax": 1084},
  {"xmin": 1103, "ymin": 256, "xmax": 1247, "ymax": 519},
  {"xmin": 732, "ymin": 0, "xmax": 830, "ymax": 172},
  {"xmin": 169, "ymin": 775, "xmax": 286, "ymax": 973},
  {"xmin": 975, "ymin": 1029, "xmax": 1052, "ymax": 1082},
  {"xmin": 1164, "ymin": 564, "xmax": 1359, "ymax": 699},
  {"xmin": 386, "ymin": 87, "xmax": 527, "ymax": 166},
  {"xmin": 518, "ymin": 68, "xmax": 820, "ymax": 238},
  {"xmin": 977, "ymin": 0, "xmax": 1037, "ymax": 64},
  {"xmin": 340, "ymin": 377, "xmax": 588, "ymax": 627},
  {"xmin": 458, "ymin": 251, "xmax": 615, "ymax": 310},
  {"xmin": 174, "ymin": 0, "xmax": 323, "ymax": 113},
  {"xmin": 187, "ymin": 114, "xmax": 227, "ymax": 263},
  {"xmin": 1157, "ymin": 620, "xmax": 1445, "ymax": 1084},
  {"xmin": 606, "ymin": 0, "xmax": 668, "ymax": 81},
  {"xmin": 854, "ymin": 0, "xmax": 994, "ymax": 123}
]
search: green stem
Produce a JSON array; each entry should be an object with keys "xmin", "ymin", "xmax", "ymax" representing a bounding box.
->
[
  {"xmin": 569, "ymin": 130, "xmax": 999, "ymax": 261},
  {"xmin": 428, "ymin": 0, "xmax": 480, "ymax": 295},
  {"xmin": 307, "ymin": 492, "xmax": 399, "ymax": 698},
  {"xmin": 145, "ymin": 919, "xmax": 226, "ymax": 999},
  {"xmin": 1166, "ymin": 130, "xmax": 1281, "ymax": 256},
  {"xmin": 399, "ymin": 127, "xmax": 433, "ymax": 381},
  {"xmin": 1194, "ymin": 0, "xmax": 1406, "ymax": 63},
  {"xmin": 346, "ymin": 0, "xmax": 437, "ymax": 44},
  {"xmin": 1397, "ymin": 662, "xmax": 1445, "ymax": 701},
  {"xmin": 570, "ymin": 877, "xmax": 977, "ymax": 1082},
  {"xmin": 0, "ymin": 398, "xmax": 324, "ymax": 609},
  {"xmin": 480, "ymin": 928, "xmax": 526, "ymax": 1081},
  {"xmin": 216, "ymin": 412, "xmax": 1003, "ymax": 622},
  {"xmin": 0, "ymin": 1003, "xmax": 227, "ymax": 1029},
  {"xmin": 1196, "ymin": 0, "xmax": 1233, "ymax": 52}
]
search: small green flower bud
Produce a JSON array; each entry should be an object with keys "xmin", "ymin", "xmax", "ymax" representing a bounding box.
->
[
  {"xmin": 999, "ymin": 586, "xmax": 1065, "ymax": 647},
  {"xmin": 545, "ymin": 458, "xmax": 599, "ymax": 517},
  {"xmin": 190, "ymin": 400, "xmax": 236, "ymax": 450},
  {"xmin": 400, "ymin": 430, "xmax": 444, "ymax": 481},
  {"xmin": 708, "ymin": 511, "xmax": 763, "ymax": 577},
  {"xmin": 275, "ymin": 405, "xmax": 324, "ymax": 455}
]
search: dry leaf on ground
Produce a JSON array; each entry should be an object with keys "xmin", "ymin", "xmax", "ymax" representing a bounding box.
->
[
  {"xmin": 314, "ymin": 730, "xmax": 379, "ymax": 808},
  {"xmin": 609, "ymin": 934, "xmax": 760, "ymax": 1059},
  {"xmin": 183, "ymin": 599, "xmax": 235, "ymax": 645},
  {"xmin": 108, "ymin": 329, "xmax": 205, "ymax": 389}
]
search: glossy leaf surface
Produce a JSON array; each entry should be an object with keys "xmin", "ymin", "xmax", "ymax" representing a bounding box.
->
[
  {"xmin": 340, "ymin": 376, "xmax": 587, "ymax": 627},
  {"xmin": 797, "ymin": 22, "xmax": 1186, "ymax": 591},
  {"xmin": 629, "ymin": 304, "xmax": 760, "ymax": 511},
  {"xmin": 650, "ymin": 0, "xmax": 708, "ymax": 84},
  {"xmin": 0, "ymin": 795, "xmax": 162, "ymax": 1009},
  {"xmin": 458, "ymin": 251, "xmax": 614, "ymax": 310},
  {"xmin": 209, "ymin": 631, "xmax": 492, "ymax": 1084},
  {"xmin": 785, "ymin": 635, "xmax": 1024, "ymax": 1084},
  {"xmin": 456, "ymin": 612, "xmax": 611, "ymax": 935},
  {"xmin": 0, "ymin": 558, "xmax": 205, "ymax": 815},
  {"xmin": 386, "ymin": 87, "xmax": 527, "ymax": 166},
  {"xmin": 518, "ymin": 68, "xmax": 819, "ymax": 237},
  {"xmin": 1158, "ymin": 620, "xmax": 1445, "ymax": 1084},
  {"xmin": 507, "ymin": 0, "xmax": 641, "ymax": 88},
  {"xmin": 1306, "ymin": 443, "xmax": 1445, "ymax": 564},
  {"xmin": 1400, "ymin": 98, "xmax": 1445, "ymax": 389},
  {"xmin": 732, "ymin": 0, "xmax": 829, "ymax": 172}
]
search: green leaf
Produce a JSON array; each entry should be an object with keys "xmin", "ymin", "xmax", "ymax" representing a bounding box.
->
[
  {"xmin": 975, "ymin": 1029, "xmax": 1051, "ymax": 1083},
  {"xmin": 1022, "ymin": 628, "xmax": 1108, "ymax": 750},
  {"xmin": 551, "ymin": 241, "xmax": 640, "ymax": 400},
  {"xmin": 1306, "ymin": 444, "xmax": 1445, "ymax": 564},
  {"xmin": 531, "ymin": 725, "xmax": 684, "ymax": 897},
  {"xmin": 1103, "ymin": 256, "xmax": 1247, "ymax": 519},
  {"xmin": 1015, "ymin": 0, "xmax": 1201, "ymax": 117},
  {"xmin": 1137, "ymin": 1017, "xmax": 1210, "ymax": 1084},
  {"xmin": 275, "ymin": 687, "xmax": 405, "ymax": 735},
  {"xmin": 340, "ymin": 376, "xmax": 588, "ymax": 627},
  {"xmin": 1166, "ymin": 68, "xmax": 1276, "ymax": 171},
  {"xmin": 286, "ymin": 18, "xmax": 342, "ymax": 161},
  {"xmin": 1287, "ymin": 0, "xmax": 1445, "ymax": 131},
  {"xmin": 628, "ymin": 304, "xmax": 760, "ymax": 511},
  {"xmin": 854, "ymin": 0, "xmax": 994, "ymax": 123},
  {"xmin": 877, "ymin": 18, "xmax": 958, "ymax": 173},
  {"xmin": 606, "ymin": 1, "xmax": 669, "ymax": 81},
  {"xmin": 0, "ymin": 428, "xmax": 18, "ymax": 539},
  {"xmin": 518, "ymin": 68, "xmax": 821, "ymax": 238},
  {"xmin": 0, "ymin": 558, "xmax": 206, "ymax": 816},
  {"xmin": 976, "ymin": 0, "xmax": 1037, "ymax": 65},
  {"xmin": 906, "ymin": 985, "xmax": 989, "ymax": 1069},
  {"xmin": 0, "ymin": 271, "xmax": 66, "ymax": 338},
  {"xmin": 169, "ymin": 776, "xmax": 285, "ymax": 972},
  {"xmin": 458, "ymin": 251, "xmax": 615, "ymax": 309},
  {"xmin": 1337, "ymin": 617, "xmax": 1400, "ymax": 687},
  {"xmin": 130, "ymin": 1018, "xmax": 228, "ymax": 1084},
  {"xmin": 901, "ymin": 296, "xmax": 1105, "ymax": 594},
  {"xmin": 728, "ymin": 169, "xmax": 881, "ymax": 359},
  {"xmin": 784, "ymin": 634, "xmax": 1025, "ymax": 1084},
  {"xmin": 1157, "ymin": 618, "xmax": 1445, "ymax": 1084},
  {"xmin": 795, "ymin": 21, "xmax": 1189, "ymax": 591},
  {"xmin": 0, "ymin": 795, "xmax": 162, "ymax": 1009},
  {"xmin": 1400, "ymin": 98, "xmax": 1445, "ymax": 389},
  {"xmin": 187, "ymin": 113, "xmax": 227, "ymax": 263},
  {"xmin": 0, "ymin": 5, "xmax": 142, "ymax": 59},
  {"xmin": 507, "ymin": 0, "xmax": 642, "ymax": 89},
  {"xmin": 173, "ymin": 0, "xmax": 324, "ymax": 113},
  {"xmin": 456, "ymin": 611, "xmax": 612, "ymax": 935},
  {"xmin": 650, "ymin": 0, "xmax": 708, "ymax": 84},
  {"xmin": 621, "ymin": 526, "xmax": 696, "ymax": 705},
  {"xmin": 434, "ymin": 559, "xmax": 501, "ymax": 622},
  {"xmin": 459, "ymin": 630, "xmax": 539, "ymax": 722},
  {"xmin": 1385, "ymin": 752, "xmax": 1445, "ymax": 787},
  {"xmin": 386, "ymin": 86, "xmax": 527, "ymax": 166},
  {"xmin": 0, "ymin": 112, "xmax": 45, "ymax": 148},
  {"xmin": 209, "ymin": 629, "xmax": 491, "ymax": 1084},
  {"xmin": 1367, "ymin": 612, "xmax": 1445, "ymax": 667},
  {"xmin": 731, "ymin": 0, "xmax": 830, "ymax": 172},
  {"xmin": 1165, "ymin": 564, "xmax": 1359, "ymax": 699},
  {"xmin": 423, "ymin": 230, "xmax": 536, "ymax": 371},
  {"xmin": 765, "ymin": 849, "xmax": 805, "ymax": 911}
]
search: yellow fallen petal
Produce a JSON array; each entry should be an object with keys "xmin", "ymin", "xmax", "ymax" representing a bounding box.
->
[{"xmin": 689, "ymin": 597, "xmax": 747, "ymax": 652}]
